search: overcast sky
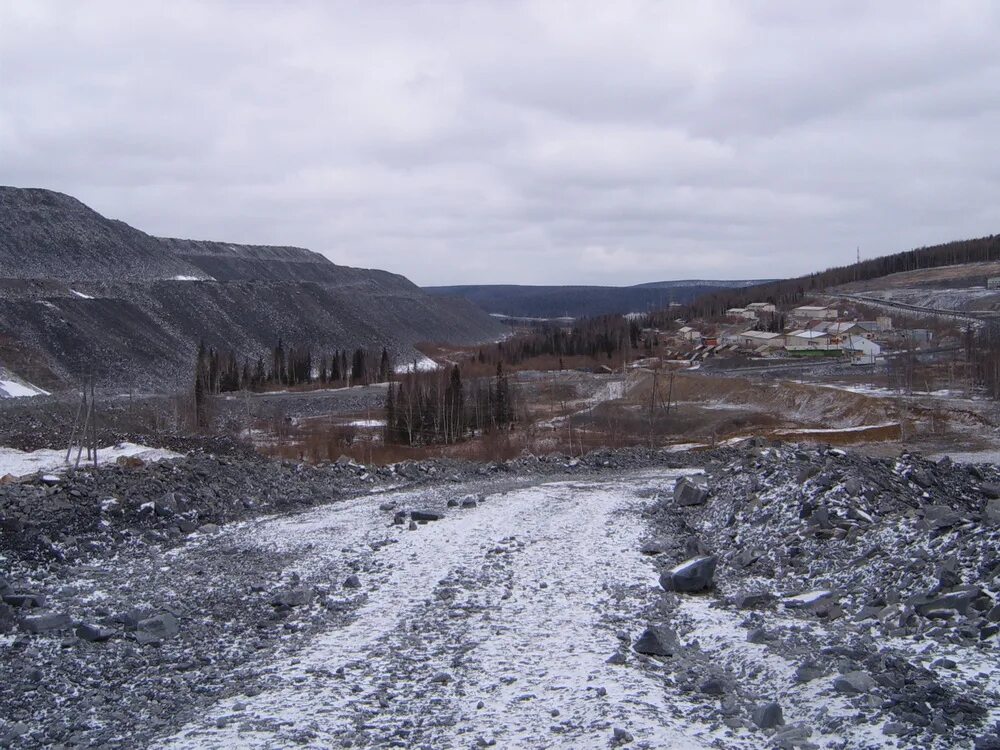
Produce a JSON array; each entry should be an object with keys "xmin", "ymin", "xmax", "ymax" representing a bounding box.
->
[{"xmin": 2, "ymin": 1, "xmax": 999, "ymax": 286}]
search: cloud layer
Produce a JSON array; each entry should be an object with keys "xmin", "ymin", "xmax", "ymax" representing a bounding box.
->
[{"xmin": 2, "ymin": 1, "xmax": 999, "ymax": 284}]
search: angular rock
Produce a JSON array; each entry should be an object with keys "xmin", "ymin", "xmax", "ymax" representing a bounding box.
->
[
  {"xmin": 659, "ymin": 556, "xmax": 717, "ymax": 593},
  {"xmin": 21, "ymin": 613, "xmax": 72, "ymax": 633},
  {"xmin": 922, "ymin": 505, "xmax": 963, "ymax": 529},
  {"xmin": 343, "ymin": 574, "xmax": 361, "ymax": 589},
  {"xmin": 76, "ymin": 623, "xmax": 115, "ymax": 642},
  {"xmin": 699, "ymin": 677, "xmax": 726, "ymax": 695},
  {"xmin": 270, "ymin": 587, "xmax": 314, "ymax": 608},
  {"xmin": 733, "ymin": 591, "xmax": 774, "ymax": 609},
  {"xmin": 461, "ymin": 496, "xmax": 478, "ymax": 508},
  {"xmin": 794, "ymin": 662, "xmax": 824, "ymax": 683},
  {"xmin": 135, "ymin": 613, "xmax": 180, "ymax": 644},
  {"xmin": 411, "ymin": 510, "xmax": 443, "ymax": 522},
  {"xmin": 674, "ymin": 476, "xmax": 709, "ymax": 507},
  {"xmin": 632, "ymin": 626, "xmax": 678, "ymax": 657},
  {"xmin": 751, "ymin": 701, "xmax": 784, "ymax": 729},
  {"xmin": 833, "ymin": 671, "xmax": 875, "ymax": 695},
  {"xmin": 2, "ymin": 593, "xmax": 45, "ymax": 609}
]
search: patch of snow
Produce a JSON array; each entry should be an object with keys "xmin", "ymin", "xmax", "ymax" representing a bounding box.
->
[
  {"xmin": 0, "ymin": 442, "xmax": 182, "ymax": 478},
  {"xmin": 69, "ymin": 289, "xmax": 95, "ymax": 299},
  {"xmin": 394, "ymin": 356, "xmax": 441, "ymax": 374},
  {"xmin": 169, "ymin": 275, "xmax": 211, "ymax": 281},
  {"xmin": 774, "ymin": 422, "xmax": 898, "ymax": 436},
  {"xmin": 345, "ymin": 419, "xmax": 385, "ymax": 428},
  {"xmin": 0, "ymin": 378, "xmax": 49, "ymax": 398}
]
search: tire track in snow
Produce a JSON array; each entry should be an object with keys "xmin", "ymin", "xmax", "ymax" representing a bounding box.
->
[{"xmin": 158, "ymin": 472, "xmax": 715, "ymax": 749}]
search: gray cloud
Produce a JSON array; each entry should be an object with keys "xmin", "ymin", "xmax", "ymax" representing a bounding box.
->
[{"xmin": 2, "ymin": 0, "xmax": 998, "ymax": 285}]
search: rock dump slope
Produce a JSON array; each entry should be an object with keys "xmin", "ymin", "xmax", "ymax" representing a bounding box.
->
[
  {"xmin": 0, "ymin": 187, "xmax": 504, "ymax": 391},
  {"xmin": 1, "ymin": 443, "xmax": 998, "ymax": 749}
]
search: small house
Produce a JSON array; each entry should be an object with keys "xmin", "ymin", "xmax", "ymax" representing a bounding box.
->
[{"xmin": 746, "ymin": 302, "xmax": 777, "ymax": 313}]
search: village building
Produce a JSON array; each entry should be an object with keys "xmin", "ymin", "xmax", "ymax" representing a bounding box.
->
[
  {"xmin": 746, "ymin": 302, "xmax": 777, "ymax": 313},
  {"xmin": 790, "ymin": 305, "xmax": 838, "ymax": 320},
  {"xmin": 841, "ymin": 334, "xmax": 882, "ymax": 364},
  {"xmin": 785, "ymin": 329, "xmax": 836, "ymax": 351},
  {"xmin": 734, "ymin": 330, "xmax": 783, "ymax": 349},
  {"xmin": 726, "ymin": 307, "xmax": 758, "ymax": 320},
  {"xmin": 677, "ymin": 325, "xmax": 701, "ymax": 342}
]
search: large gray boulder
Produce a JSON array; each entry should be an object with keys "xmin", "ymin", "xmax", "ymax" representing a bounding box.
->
[
  {"xmin": 135, "ymin": 613, "xmax": 180, "ymax": 644},
  {"xmin": 660, "ymin": 556, "xmax": 717, "ymax": 593},
  {"xmin": 76, "ymin": 623, "xmax": 115, "ymax": 642},
  {"xmin": 674, "ymin": 476, "xmax": 709, "ymax": 507},
  {"xmin": 21, "ymin": 613, "xmax": 72, "ymax": 633},
  {"xmin": 632, "ymin": 626, "xmax": 679, "ymax": 657},
  {"xmin": 751, "ymin": 702, "xmax": 784, "ymax": 729},
  {"xmin": 833, "ymin": 671, "xmax": 875, "ymax": 695}
]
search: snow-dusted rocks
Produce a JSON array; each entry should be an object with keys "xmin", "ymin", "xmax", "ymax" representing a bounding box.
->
[
  {"xmin": 659, "ymin": 555, "xmax": 717, "ymax": 593},
  {"xmin": 673, "ymin": 475, "xmax": 709, "ymax": 507}
]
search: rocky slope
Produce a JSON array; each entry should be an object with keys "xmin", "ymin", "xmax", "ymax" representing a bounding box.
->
[{"xmin": 0, "ymin": 187, "xmax": 504, "ymax": 391}]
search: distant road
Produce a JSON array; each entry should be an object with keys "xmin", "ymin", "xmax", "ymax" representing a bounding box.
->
[{"xmin": 822, "ymin": 292, "xmax": 999, "ymax": 325}]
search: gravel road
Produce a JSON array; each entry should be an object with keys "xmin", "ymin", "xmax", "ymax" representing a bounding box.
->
[{"xmin": 158, "ymin": 471, "xmax": 713, "ymax": 749}]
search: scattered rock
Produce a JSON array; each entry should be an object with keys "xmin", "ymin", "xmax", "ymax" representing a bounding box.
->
[
  {"xmin": 135, "ymin": 613, "xmax": 180, "ymax": 644},
  {"xmin": 411, "ymin": 510, "xmax": 443, "ymax": 522},
  {"xmin": 751, "ymin": 701, "xmax": 784, "ymax": 729},
  {"xmin": 674, "ymin": 476, "xmax": 709, "ymax": 507},
  {"xmin": 833, "ymin": 671, "xmax": 876, "ymax": 695},
  {"xmin": 343, "ymin": 574, "xmax": 361, "ymax": 589},
  {"xmin": 76, "ymin": 623, "xmax": 115, "ymax": 642},
  {"xmin": 660, "ymin": 556, "xmax": 716, "ymax": 593},
  {"xmin": 21, "ymin": 613, "xmax": 72, "ymax": 633},
  {"xmin": 633, "ymin": 626, "xmax": 678, "ymax": 657}
]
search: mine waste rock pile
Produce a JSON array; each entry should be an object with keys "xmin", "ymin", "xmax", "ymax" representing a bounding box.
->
[{"xmin": 637, "ymin": 442, "xmax": 1000, "ymax": 749}]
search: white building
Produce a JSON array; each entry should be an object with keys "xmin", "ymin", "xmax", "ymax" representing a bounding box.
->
[
  {"xmin": 735, "ymin": 330, "xmax": 783, "ymax": 349},
  {"xmin": 746, "ymin": 302, "xmax": 777, "ymax": 313},
  {"xmin": 677, "ymin": 326, "xmax": 701, "ymax": 342},
  {"xmin": 791, "ymin": 305, "xmax": 838, "ymax": 320},
  {"xmin": 726, "ymin": 307, "xmax": 758, "ymax": 320},
  {"xmin": 785, "ymin": 329, "xmax": 835, "ymax": 350},
  {"xmin": 842, "ymin": 334, "xmax": 881, "ymax": 364}
]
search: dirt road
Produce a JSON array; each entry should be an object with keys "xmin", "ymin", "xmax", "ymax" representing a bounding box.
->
[{"xmin": 158, "ymin": 471, "xmax": 716, "ymax": 749}]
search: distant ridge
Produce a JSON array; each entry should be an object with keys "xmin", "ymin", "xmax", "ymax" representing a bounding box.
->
[{"xmin": 424, "ymin": 279, "xmax": 773, "ymax": 319}]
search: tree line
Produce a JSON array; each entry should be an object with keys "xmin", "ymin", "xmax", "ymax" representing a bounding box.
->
[
  {"xmin": 194, "ymin": 340, "xmax": 393, "ymax": 424},
  {"xmin": 473, "ymin": 315, "xmax": 642, "ymax": 367},
  {"xmin": 385, "ymin": 363, "xmax": 516, "ymax": 445}
]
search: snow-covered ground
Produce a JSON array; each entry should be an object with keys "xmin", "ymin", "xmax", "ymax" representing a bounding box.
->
[
  {"xmin": 0, "ymin": 378, "xmax": 49, "ymax": 398},
  {"xmin": 158, "ymin": 471, "xmax": 723, "ymax": 749},
  {"xmin": 0, "ymin": 442, "xmax": 181, "ymax": 478},
  {"xmin": 394, "ymin": 355, "xmax": 441, "ymax": 374}
]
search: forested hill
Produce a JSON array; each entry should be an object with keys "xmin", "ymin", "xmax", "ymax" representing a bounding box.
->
[
  {"xmin": 424, "ymin": 280, "xmax": 768, "ymax": 319},
  {"xmin": 670, "ymin": 234, "xmax": 1000, "ymax": 321}
]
